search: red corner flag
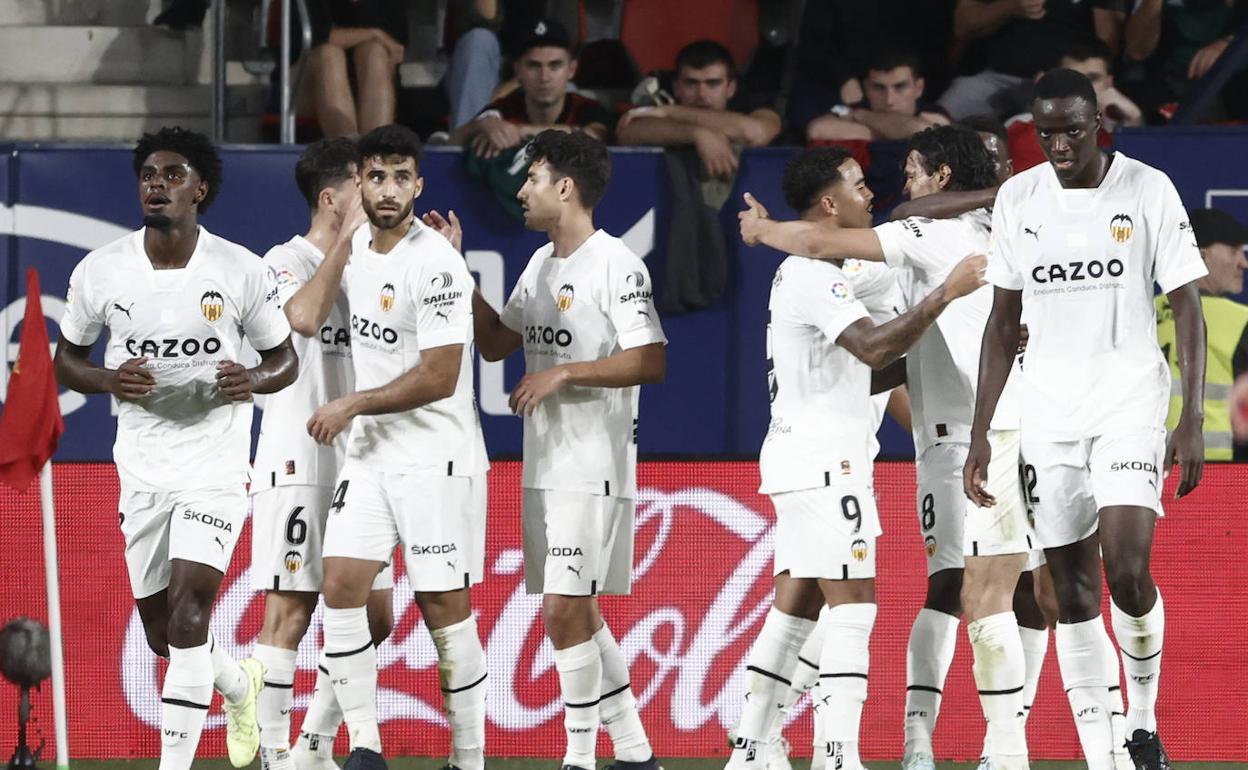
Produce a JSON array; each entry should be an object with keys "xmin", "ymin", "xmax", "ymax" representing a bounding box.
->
[{"xmin": 0, "ymin": 268, "xmax": 65, "ymax": 491}]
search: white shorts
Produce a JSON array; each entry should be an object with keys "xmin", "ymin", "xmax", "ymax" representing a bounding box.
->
[
  {"xmin": 1022, "ymin": 428, "xmax": 1166, "ymax": 549},
  {"xmin": 322, "ymin": 464, "xmax": 487, "ymax": 592},
  {"xmin": 963, "ymin": 430, "xmax": 1039, "ymax": 558},
  {"xmin": 522, "ymin": 489, "xmax": 634, "ymax": 596},
  {"xmin": 770, "ymin": 485, "xmax": 881, "ymax": 580},
  {"xmin": 119, "ymin": 484, "xmax": 248, "ymax": 599},
  {"xmin": 251, "ymin": 485, "xmax": 394, "ymax": 593},
  {"xmin": 915, "ymin": 443, "xmax": 968, "ymax": 576}
]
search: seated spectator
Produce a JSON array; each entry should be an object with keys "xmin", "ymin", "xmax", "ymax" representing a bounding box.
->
[
  {"xmin": 1102, "ymin": 0, "xmax": 1248, "ymax": 121},
  {"xmin": 1156, "ymin": 208, "xmax": 1248, "ymax": 460},
  {"xmin": 450, "ymin": 18, "xmax": 610, "ymax": 157},
  {"xmin": 296, "ymin": 0, "xmax": 407, "ymax": 138},
  {"xmin": 616, "ymin": 40, "xmax": 782, "ymax": 179},
  {"xmin": 941, "ymin": 0, "xmax": 1121, "ymax": 119},
  {"xmin": 1004, "ymin": 40, "xmax": 1137, "ymax": 172},
  {"xmin": 805, "ymin": 46, "xmax": 950, "ymax": 143},
  {"xmin": 443, "ymin": 1, "xmax": 584, "ymax": 131}
]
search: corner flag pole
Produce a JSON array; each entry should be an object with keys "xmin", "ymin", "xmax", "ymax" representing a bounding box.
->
[{"xmin": 39, "ymin": 461, "xmax": 69, "ymax": 770}]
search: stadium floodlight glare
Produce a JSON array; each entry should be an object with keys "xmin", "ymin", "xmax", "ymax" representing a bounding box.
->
[{"xmin": 1, "ymin": 617, "xmax": 51, "ymax": 770}]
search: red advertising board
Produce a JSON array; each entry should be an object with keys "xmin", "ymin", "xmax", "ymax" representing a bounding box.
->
[{"xmin": 0, "ymin": 462, "xmax": 1243, "ymax": 761}]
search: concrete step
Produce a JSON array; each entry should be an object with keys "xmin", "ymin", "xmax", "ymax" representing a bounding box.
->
[
  {"xmin": 0, "ymin": 83, "xmax": 267, "ymax": 117},
  {"xmin": 0, "ymin": 115, "xmax": 262, "ymax": 143},
  {"xmin": 0, "ymin": 26, "xmax": 199, "ymax": 84},
  {"xmin": 0, "ymin": 0, "xmax": 161, "ymax": 26}
]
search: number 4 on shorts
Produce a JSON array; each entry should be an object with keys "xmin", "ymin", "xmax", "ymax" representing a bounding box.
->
[{"xmin": 331, "ymin": 480, "xmax": 349, "ymax": 513}]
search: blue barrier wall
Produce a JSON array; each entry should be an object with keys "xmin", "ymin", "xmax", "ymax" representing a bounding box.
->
[{"xmin": 3, "ymin": 129, "xmax": 1246, "ymax": 462}]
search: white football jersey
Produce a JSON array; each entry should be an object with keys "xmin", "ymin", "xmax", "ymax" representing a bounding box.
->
[
  {"xmin": 60, "ymin": 227, "xmax": 291, "ymax": 491},
  {"xmin": 874, "ymin": 210, "xmax": 1023, "ymax": 451},
  {"xmin": 986, "ymin": 152, "xmax": 1207, "ymax": 440},
  {"xmin": 500, "ymin": 229, "xmax": 666, "ymax": 498},
  {"xmin": 342, "ymin": 220, "xmax": 488, "ymax": 475},
  {"xmin": 759, "ymin": 257, "xmax": 875, "ymax": 494},
  {"xmin": 252, "ymin": 236, "xmax": 354, "ymax": 491}
]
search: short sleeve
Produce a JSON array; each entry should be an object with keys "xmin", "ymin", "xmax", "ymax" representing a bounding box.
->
[
  {"xmin": 264, "ymin": 247, "xmax": 304, "ymax": 306},
  {"xmin": 800, "ymin": 267, "xmax": 871, "ymax": 345},
  {"xmin": 411, "ymin": 254, "xmax": 471, "ymax": 350},
  {"xmin": 241, "ymin": 262, "xmax": 292, "ymax": 351},
  {"xmin": 1152, "ymin": 177, "xmax": 1208, "ymax": 294},
  {"xmin": 59, "ymin": 258, "xmax": 105, "ymax": 346},
  {"xmin": 986, "ymin": 196, "xmax": 1023, "ymax": 290},
  {"xmin": 874, "ymin": 217, "xmax": 957, "ymax": 274},
  {"xmin": 608, "ymin": 255, "xmax": 667, "ymax": 350}
]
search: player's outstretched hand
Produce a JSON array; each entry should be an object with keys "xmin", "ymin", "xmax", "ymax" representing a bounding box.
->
[
  {"xmin": 422, "ymin": 209, "xmax": 463, "ymax": 253},
  {"xmin": 509, "ymin": 366, "xmax": 570, "ymax": 417},
  {"xmin": 1164, "ymin": 418, "xmax": 1204, "ymax": 499},
  {"xmin": 307, "ymin": 396, "xmax": 356, "ymax": 446},
  {"xmin": 111, "ymin": 357, "xmax": 155, "ymax": 401},
  {"xmin": 215, "ymin": 360, "xmax": 254, "ymax": 401},
  {"xmin": 944, "ymin": 253, "xmax": 988, "ymax": 300},
  {"xmin": 963, "ymin": 434, "xmax": 995, "ymax": 507},
  {"xmin": 738, "ymin": 192, "xmax": 771, "ymax": 246}
]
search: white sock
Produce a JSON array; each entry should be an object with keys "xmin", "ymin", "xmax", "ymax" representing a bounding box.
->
[
  {"xmin": 322, "ymin": 606, "xmax": 380, "ymax": 753},
  {"xmin": 809, "ymin": 680, "xmax": 826, "ymax": 770},
  {"xmin": 1097, "ymin": 626, "xmax": 1130, "ymax": 769},
  {"xmin": 209, "ymin": 632, "xmax": 249, "ymax": 704},
  {"xmin": 1019, "ymin": 625, "xmax": 1049, "ymax": 719},
  {"xmin": 969, "ymin": 612, "xmax": 1028, "ymax": 762},
  {"xmin": 254, "ymin": 644, "xmax": 298, "ymax": 751},
  {"xmin": 553, "ymin": 640, "xmax": 602, "ymax": 769},
  {"xmin": 299, "ymin": 652, "xmax": 343, "ymax": 742},
  {"xmin": 903, "ymin": 608, "xmax": 959, "ymax": 759},
  {"xmin": 1111, "ymin": 593, "xmax": 1164, "ymax": 735},
  {"xmin": 730, "ymin": 608, "xmax": 816, "ymax": 765},
  {"xmin": 594, "ymin": 623, "xmax": 653, "ymax": 763},
  {"xmin": 159, "ymin": 641, "xmax": 214, "ymax": 770},
  {"xmin": 1057, "ymin": 618, "xmax": 1116, "ymax": 770},
  {"xmin": 431, "ymin": 617, "xmax": 488, "ymax": 770},
  {"xmin": 799, "ymin": 613, "xmax": 827, "ymax": 770},
  {"xmin": 819, "ymin": 603, "xmax": 876, "ymax": 770}
]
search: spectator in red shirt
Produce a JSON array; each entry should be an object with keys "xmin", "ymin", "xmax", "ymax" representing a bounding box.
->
[{"xmin": 450, "ymin": 18, "xmax": 611, "ymax": 158}]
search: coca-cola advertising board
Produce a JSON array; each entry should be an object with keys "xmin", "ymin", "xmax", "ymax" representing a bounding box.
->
[{"xmin": 0, "ymin": 462, "xmax": 1243, "ymax": 761}]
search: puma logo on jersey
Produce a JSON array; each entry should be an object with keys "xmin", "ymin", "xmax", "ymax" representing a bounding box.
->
[
  {"xmin": 113, "ymin": 302, "xmax": 134, "ymax": 320},
  {"xmin": 215, "ymin": 536, "xmax": 226, "ymax": 551},
  {"xmin": 567, "ymin": 565, "xmax": 583, "ymax": 578},
  {"xmin": 435, "ymin": 309, "xmax": 449, "ymax": 321},
  {"xmin": 1024, "ymin": 225, "xmax": 1042, "ymax": 240}
]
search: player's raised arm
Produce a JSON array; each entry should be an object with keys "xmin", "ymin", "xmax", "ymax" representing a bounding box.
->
[
  {"xmin": 739, "ymin": 192, "xmax": 886, "ymax": 261},
  {"xmin": 836, "ymin": 252, "xmax": 986, "ymax": 369},
  {"xmin": 1163, "ymin": 280, "xmax": 1206, "ymax": 497},
  {"xmin": 285, "ymin": 195, "xmax": 365, "ymax": 336},
  {"xmin": 890, "ymin": 186, "xmax": 999, "ymax": 221}
]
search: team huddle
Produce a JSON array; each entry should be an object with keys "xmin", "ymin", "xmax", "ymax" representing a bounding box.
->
[
  {"xmin": 735, "ymin": 68, "xmax": 1203, "ymax": 770},
  {"xmin": 52, "ymin": 66, "xmax": 1201, "ymax": 770}
]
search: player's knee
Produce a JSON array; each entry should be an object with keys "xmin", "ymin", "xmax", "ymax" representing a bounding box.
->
[
  {"xmin": 1104, "ymin": 564, "xmax": 1154, "ymax": 615},
  {"xmin": 166, "ymin": 600, "xmax": 209, "ymax": 646}
]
